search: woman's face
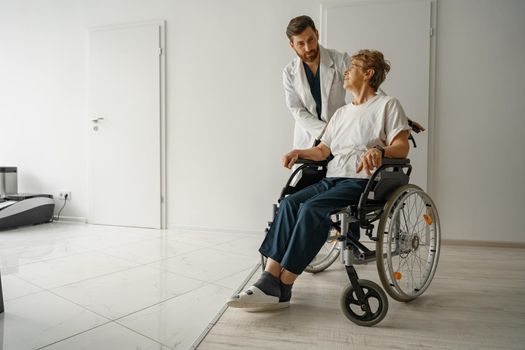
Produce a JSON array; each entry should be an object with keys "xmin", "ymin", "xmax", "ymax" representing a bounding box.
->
[{"xmin": 343, "ymin": 59, "xmax": 367, "ymax": 91}]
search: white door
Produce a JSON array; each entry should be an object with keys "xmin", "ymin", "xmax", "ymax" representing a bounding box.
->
[
  {"xmin": 88, "ymin": 21, "xmax": 165, "ymax": 229},
  {"xmin": 322, "ymin": 0, "xmax": 431, "ymax": 190}
]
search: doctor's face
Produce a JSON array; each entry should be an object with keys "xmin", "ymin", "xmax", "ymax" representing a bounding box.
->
[{"xmin": 289, "ymin": 27, "xmax": 320, "ymax": 63}]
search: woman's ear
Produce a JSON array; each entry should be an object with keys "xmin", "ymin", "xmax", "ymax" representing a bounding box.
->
[{"xmin": 364, "ymin": 68, "xmax": 375, "ymax": 81}]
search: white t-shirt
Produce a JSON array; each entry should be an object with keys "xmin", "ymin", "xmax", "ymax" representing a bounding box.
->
[{"xmin": 320, "ymin": 94, "xmax": 410, "ymax": 179}]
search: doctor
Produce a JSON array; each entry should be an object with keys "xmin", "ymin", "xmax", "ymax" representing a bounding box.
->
[{"xmin": 283, "ymin": 15, "xmax": 347, "ymax": 150}]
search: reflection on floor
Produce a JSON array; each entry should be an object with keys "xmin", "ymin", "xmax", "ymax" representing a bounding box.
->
[{"xmin": 0, "ymin": 222, "xmax": 261, "ymax": 350}]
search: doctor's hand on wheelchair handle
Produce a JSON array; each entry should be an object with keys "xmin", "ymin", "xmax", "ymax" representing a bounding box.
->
[{"xmin": 357, "ymin": 148, "xmax": 383, "ymax": 176}]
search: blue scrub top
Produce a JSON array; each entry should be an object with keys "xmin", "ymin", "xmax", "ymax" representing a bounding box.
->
[{"xmin": 303, "ymin": 61, "xmax": 322, "ymax": 120}]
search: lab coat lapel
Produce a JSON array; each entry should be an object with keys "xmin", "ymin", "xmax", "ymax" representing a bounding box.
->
[
  {"xmin": 319, "ymin": 46, "xmax": 335, "ymax": 122},
  {"xmin": 294, "ymin": 57, "xmax": 317, "ymax": 116}
]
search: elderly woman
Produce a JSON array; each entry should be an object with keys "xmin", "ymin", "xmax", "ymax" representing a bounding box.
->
[{"xmin": 228, "ymin": 49, "xmax": 411, "ymax": 311}]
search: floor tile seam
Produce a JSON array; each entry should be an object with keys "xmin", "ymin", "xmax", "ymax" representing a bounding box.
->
[
  {"xmin": 110, "ymin": 281, "xmax": 221, "ymax": 322},
  {"xmin": 0, "ymin": 238, "xmax": 86, "ymax": 248},
  {"xmin": 136, "ymin": 256, "xmax": 223, "ymax": 284},
  {"xmin": 162, "ymin": 235, "xmax": 237, "ymax": 249},
  {"xmin": 208, "ymin": 279, "xmax": 248, "ymax": 291},
  {"xmin": 206, "ymin": 264, "xmax": 260, "ymax": 288},
  {"xmin": 97, "ymin": 235, "xmax": 168, "ymax": 250},
  {"xmin": 25, "ymin": 283, "xmax": 117, "ymax": 322},
  {"xmin": 41, "ymin": 278, "xmax": 209, "ymax": 325},
  {"xmin": 189, "ymin": 262, "xmax": 261, "ymax": 350},
  {"xmin": 148, "ymin": 237, "xmax": 211, "ymax": 250},
  {"xmin": 72, "ymin": 236, "xmax": 164, "ymax": 251},
  {"xmin": 15, "ymin": 263, "xmax": 146, "ymax": 291},
  {"xmin": 167, "ymin": 228, "xmax": 259, "ymax": 237},
  {"xmin": 143, "ymin": 259, "xmax": 253, "ymax": 285},
  {"xmin": 111, "ymin": 320, "xmax": 176, "ymax": 350},
  {"xmin": 167, "ymin": 239, "xmax": 261, "ymax": 259},
  {"xmin": 33, "ymin": 320, "xmax": 115, "ymax": 350},
  {"xmin": 20, "ymin": 260, "xmax": 212, "ymax": 297},
  {"xmin": 2, "ymin": 288, "xmax": 46, "ymax": 303},
  {"xmin": 3, "ymin": 246, "xmax": 139, "ymax": 271},
  {"xmin": 50, "ymin": 282, "xmax": 241, "ymax": 350},
  {"xmin": 205, "ymin": 244, "xmax": 261, "ymax": 258},
  {"xmin": 163, "ymin": 230, "xmax": 256, "ymax": 242},
  {"xmin": 207, "ymin": 234, "xmax": 264, "ymax": 248},
  {"xmin": 104, "ymin": 237, "xmax": 167, "ymax": 249},
  {"xmin": 144, "ymin": 244, "xmax": 234, "ymax": 263},
  {"xmin": 0, "ymin": 248, "xmax": 99, "ymax": 270},
  {"xmin": 100, "ymin": 244, "xmax": 209, "ymax": 266}
]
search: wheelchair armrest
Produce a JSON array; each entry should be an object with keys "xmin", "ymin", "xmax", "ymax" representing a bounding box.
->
[
  {"xmin": 356, "ymin": 158, "xmax": 412, "ymax": 224},
  {"xmin": 380, "ymin": 158, "xmax": 410, "ymax": 166},
  {"xmin": 295, "ymin": 158, "xmax": 329, "ymax": 167}
]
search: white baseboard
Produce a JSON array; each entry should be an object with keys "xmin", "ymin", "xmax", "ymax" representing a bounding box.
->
[
  {"xmin": 442, "ymin": 239, "xmax": 525, "ymax": 249},
  {"xmin": 53, "ymin": 216, "xmax": 87, "ymax": 224},
  {"xmin": 169, "ymin": 224, "xmax": 262, "ymax": 236}
]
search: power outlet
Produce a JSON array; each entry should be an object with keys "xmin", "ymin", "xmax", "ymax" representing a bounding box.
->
[{"xmin": 58, "ymin": 191, "xmax": 72, "ymax": 200}]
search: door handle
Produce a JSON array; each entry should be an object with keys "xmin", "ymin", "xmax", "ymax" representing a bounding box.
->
[{"xmin": 91, "ymin": 117, "xmax": 105, "ymax": 123}]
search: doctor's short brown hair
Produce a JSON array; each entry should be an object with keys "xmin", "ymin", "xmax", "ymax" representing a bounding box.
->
[
  {"xmin": 352, "ymin": 49, "xmax": 391, "ymax": 91},
  {"xmin": 286, "ymin": 15, "xmax": 317, "ymax": 40}
]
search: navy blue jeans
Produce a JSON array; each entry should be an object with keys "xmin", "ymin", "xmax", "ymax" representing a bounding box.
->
[{"xmin": 259, "ymin": 177, "xmax": 367, "ymax": 275}]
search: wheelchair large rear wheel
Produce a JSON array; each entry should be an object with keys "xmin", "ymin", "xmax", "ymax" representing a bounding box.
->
[
  {"xmin": 376, "ymin": 184, "xmax": 441, "ymax": 302},
  {"xmin": 305, "ymin": 226, "xmax": 341, "ymax": 273}
]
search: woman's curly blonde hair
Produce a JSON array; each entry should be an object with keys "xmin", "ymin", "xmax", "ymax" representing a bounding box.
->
[{"xmin": 351, "ymin": 49, "xmax": 391, "ymax": 91}]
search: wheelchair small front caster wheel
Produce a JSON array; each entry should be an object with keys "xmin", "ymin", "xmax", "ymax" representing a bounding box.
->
[{"xmin": 340, "ymin": 279, "xmax": 388, "ymax": 327}]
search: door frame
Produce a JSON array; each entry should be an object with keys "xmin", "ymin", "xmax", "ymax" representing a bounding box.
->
[{"xmin": 86, "ymin": 20, "xmax": 167, "ymax": 229}]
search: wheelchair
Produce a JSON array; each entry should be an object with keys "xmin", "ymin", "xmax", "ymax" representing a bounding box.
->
[{"xmin": 262, "ymin": 131, "xmax": 441, "ymax": 327}]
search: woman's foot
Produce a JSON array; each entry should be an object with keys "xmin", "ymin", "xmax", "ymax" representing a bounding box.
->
[{"xmin": 226, "ymin": 272, "xmax": 291, "ymax": 311}]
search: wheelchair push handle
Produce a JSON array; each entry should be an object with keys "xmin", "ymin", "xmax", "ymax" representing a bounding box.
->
[
  {"xmin": 407, "ymin": 119, "xmax": 425, "ymax": 148},
  {"xmin": 408, "ymin": 119, "xmax": 424, "ymax": 134}
]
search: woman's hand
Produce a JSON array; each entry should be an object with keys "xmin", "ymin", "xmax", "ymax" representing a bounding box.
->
[
  {"xmin": 282, "ymin": 150, "xmax": 300, "ymax": 169},
  {"xmin": 356, "ymin": 148, "xmax": 382, "ymax": 175}
]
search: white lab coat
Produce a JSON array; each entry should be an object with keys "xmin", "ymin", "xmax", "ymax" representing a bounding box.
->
[{"xmin": 283, "ymin": 45, "xmax": 351, "ymax": 149}]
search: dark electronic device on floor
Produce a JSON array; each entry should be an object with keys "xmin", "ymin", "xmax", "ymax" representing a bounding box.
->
[{"xmin": 0, "ymin": 167, "xmax": 55, "ymax": 229}]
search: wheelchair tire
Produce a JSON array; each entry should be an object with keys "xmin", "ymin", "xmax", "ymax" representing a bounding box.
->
[
  {"xmin": 340, "ymin": 279, "xmax": 388, "ymax": 327},
  {"xmin": 376, "ymin": 184, "xmax": 441, "ymax": 302},
  {"xmin": 305, "ymin": 227, "xmax": 341, "ymax": 273}
]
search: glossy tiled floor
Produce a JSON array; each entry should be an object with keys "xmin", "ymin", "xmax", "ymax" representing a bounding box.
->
[{"xmin": 0, "ymin": 223, "xmax": 261, "ymax": 350}]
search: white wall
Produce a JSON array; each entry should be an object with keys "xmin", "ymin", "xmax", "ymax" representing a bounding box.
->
[
  {"xmin": 0, "ymin": 0, "xmax": 524, "ymax": 242},
  {"xmin": 0, "ymin": 0, "xmax": 318, "ymax": 230},
  {"xmin": 434, "ymin": 0, "xmax": 525, "ymax": 242}
]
